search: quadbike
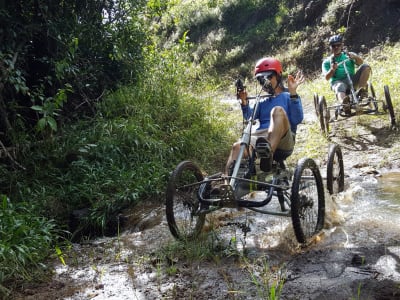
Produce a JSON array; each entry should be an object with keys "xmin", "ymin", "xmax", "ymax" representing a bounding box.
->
[
  {"xmin": 166, "ymin": 83, "xmax": 345, "ymax": 245},
  {"xmin": 314, "ymin": 58, "xmax": 396, "ymax": 135}
]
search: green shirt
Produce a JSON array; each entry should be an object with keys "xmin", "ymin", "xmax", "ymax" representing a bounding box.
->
[{"xmin": 322, "ymin": 52, "xmax": 356, "ymax": 84}]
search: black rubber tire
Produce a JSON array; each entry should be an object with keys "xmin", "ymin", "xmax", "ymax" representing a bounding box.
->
[
  {"xmin": 314, "ymin": 93, "xmax": 319, "ymax": 117},
  {"xmin": 368, "ymin": 83, "xmax": 378, "ymax": 112},
  {"xmin": 291, "ymin": 158, "xmax": 325, "ymax": 244},
  {"xmin": 384, "ymin": 85, "xmax": 396, "ymax": 129},
  {"xmin": 318, "ymin": 96, "xmax": 330, "ymax": 135},
  {"xmin": 166, "ymin": 160, "xmax": 206, "ymax": 240},
  {"xmin": 326, "ymin": 144, "xmax": 345, "ymax": 195}
]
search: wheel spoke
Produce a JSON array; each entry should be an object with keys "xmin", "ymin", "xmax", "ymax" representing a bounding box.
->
[
  {"xmin": 291, "ymin": 158, "xmax": 325, "ymax": 244},
  {"xmin": 298, "ymin": 173, "xmax": 319, "ymax": 238},
  {"xmin": 327, "ymin": 144, "xmax": 344, "ymax": 195},
  {"xmin": 166, "ymin": 161, "xmax": 205, "ymax": 240}
]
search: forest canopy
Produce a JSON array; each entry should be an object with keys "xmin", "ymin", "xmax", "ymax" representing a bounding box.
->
[{"xmin": 0, "ymin": 0, "xmax": 146, "ymax": 148}]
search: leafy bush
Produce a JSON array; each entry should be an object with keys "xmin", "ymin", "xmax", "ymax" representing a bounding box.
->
[
  {"xmin": 0, "ymin": 195, "xmax": 56, "ymax": 294},
  {"xmin": 2, "ymin": 31, "xmax": 237, "ymax": 240},
  {"xmin": 0, "ymin": 0, "xmax": 146, "ymax": 146}
]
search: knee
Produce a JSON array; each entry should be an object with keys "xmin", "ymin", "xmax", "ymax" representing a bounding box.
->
[
  {"xmin": 271, "ymin": 106, "xmax": 287, "ymax": 118},
  {"xmin": 231, "ymin": 141, "xmax": 240, "ymax": 151},
  {"xmin": 362, "ymin": 64, "xmax": 372, "ymax": 75}
]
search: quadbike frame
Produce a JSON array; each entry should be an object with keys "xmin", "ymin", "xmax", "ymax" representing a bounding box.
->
[
  {"xmin": 198, "ymin": 93, "xmax": 292, "ymax": 215},
  {"xmin": 316, "ymin": 55, "xmax": 396, "ymax": 134},
  {"xmin": 166, "ymin": 87, "xmax": 330, "ymax": 244}
]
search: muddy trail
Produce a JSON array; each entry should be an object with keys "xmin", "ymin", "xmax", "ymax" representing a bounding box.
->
[{"xmin": 11, "ymin": 102, "xmax": 400, "ymax": 300}]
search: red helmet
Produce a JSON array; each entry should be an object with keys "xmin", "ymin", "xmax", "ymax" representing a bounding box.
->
[{"xmin": 254, "ymin": 57, "xmax": 282, "ymax": 77}]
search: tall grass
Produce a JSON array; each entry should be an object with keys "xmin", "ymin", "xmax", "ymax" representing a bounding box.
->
[
  {"xmin": 1, "ymin": 30, "xmax": 237, "ymax": 243},
  {"xmin": 0, "ymin": 195, "xmax": 56, "ymax": 296}
]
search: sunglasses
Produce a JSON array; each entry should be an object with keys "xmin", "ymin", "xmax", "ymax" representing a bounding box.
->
[
  {"xmin": 256, "ymin": 73, "xmax": 274, "ymax": 85},
  {"xmin": 331, "ymin": 43, "xmax": 342, "ymax": 48}
]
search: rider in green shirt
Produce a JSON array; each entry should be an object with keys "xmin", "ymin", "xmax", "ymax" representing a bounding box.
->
[{"xmin": 322, "ymin": 34, "xmax": 371, "ymax": 115}]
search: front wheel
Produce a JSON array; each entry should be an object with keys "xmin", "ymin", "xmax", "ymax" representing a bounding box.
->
[
  {"xmin": 291, "ymin": 158, "xmax": 325, "ymax": 244},
  {"xmin": 384, "ymin": 85, "xmax": 396, "ymax": 129},
  {"xmin": 166, "ymin": 161, "xmax": 206, "ymax": 240},
  {"xmin": 326, "ymin": 144, "xmax": 345, "ymax": 195},
  {"xmin": 318, "ymin": 96, "xmax": 330, "ymax": 135}
]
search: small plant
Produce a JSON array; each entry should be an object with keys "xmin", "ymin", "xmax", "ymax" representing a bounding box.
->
[
  {"xmin": 166, "ymin": 265, "xmax": 178, "ymax": 276},
  {"xmin": 161, "ymin": 235, "xmax": 219, "ymax": 264},
  {"xmin": 245, "ymin": 257, "xmax": 286, "ymax": 300},
  {"xmin": 31, "ymin": 84, "xmax": 73, "ymax": 133},
  {"xmin": 351, "ymin": 282, "xmax": 363, "ymax": 300}
]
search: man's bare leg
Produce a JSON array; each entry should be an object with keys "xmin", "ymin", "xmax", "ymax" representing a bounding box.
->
[
  {"xmin": 355, "ymin": 66, "xmax": 371, "ymax": 90},
  {"xmin": 336, "ymin": 91, "xmax": 347, "ymax": 103},
  {"xmin": 224, "ymin": 142, "xmax": 250, "ymax": 175},
  {"xmin": 224, "ymin": 106, "xmax": 290, "ymax": 174},
  {"xmin": 266, "ymin": 106, "xmax": 290, "ymax": 151}
]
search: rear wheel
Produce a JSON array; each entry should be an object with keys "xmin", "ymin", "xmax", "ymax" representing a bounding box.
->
[
  {"xmin": 314, "ymin": 93, "xmax": 319, "ymax": 117},
  {"xmin": 318, "ymin": 96, "xmax": 330, "ymax": 135},
  {"xmin": 365, "ymin": 83, "xmax": 378, "ymax": 112},
  {"xmin": 291, "ymin": 158, "xmax": 325, "ymax": 244},
  {"xmin": 384, "ymin": 85, "xmax": 396, "ymax": 129},
  {"xmin": 166, "ymin": 160, "xmax": 206, "ymax": 240},
  {"xmin": 326, "ymin": 144, "xmax": 345, "ymax": 195}
]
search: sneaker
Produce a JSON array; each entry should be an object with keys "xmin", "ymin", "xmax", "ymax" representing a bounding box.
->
[
  {"xmin": 357, "ymin": 87, "xmax": 368, "ymax": 100},
  {"xmin": 342, "ymin": 96, "xmax": 351, "ymax": 116},
  {"xmin": 255, "ymin": 138, "xmax": 272, "ymax": 172}
]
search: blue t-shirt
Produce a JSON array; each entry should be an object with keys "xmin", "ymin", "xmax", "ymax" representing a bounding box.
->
[{"xmin": 241, "ymin": 92, "xmax": 303, "ymax": 134}]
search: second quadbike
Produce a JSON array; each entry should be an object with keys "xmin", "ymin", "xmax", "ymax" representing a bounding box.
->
[
  {"xmin": 314, "ymin": 56, "xmax": 396, "ymax": 135},
  {"xmin": 166, "ymin": 80, "xmax": 344, "ymax": 244}
]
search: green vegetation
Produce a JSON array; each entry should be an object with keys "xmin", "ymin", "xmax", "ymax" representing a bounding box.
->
[
  {"xmin": 1, "ymin": 0, "xmax": 399, "ymax": 295},
  {"xmin": 246, "ymin": 257, "xmax": 285, "ymax": 300},
  {"xmin": 0, "ymin": 195, "xmax": 57, "ymax": 289}
]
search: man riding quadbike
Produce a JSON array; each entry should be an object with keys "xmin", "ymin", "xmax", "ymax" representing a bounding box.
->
[
  {"xmin": 322, "ymin": 34, "xmax": 371, "ymax": 116},
  {"xmin": 317, "ymin": 34, "xmax": 396, "ymax": 133},
  {"xmin": 165, "ymin": 57, "xmax": 343, "ymax": 244},
  {"xmin": 225, "ymin": 57, "xmax": 305, "ymax": 179}
]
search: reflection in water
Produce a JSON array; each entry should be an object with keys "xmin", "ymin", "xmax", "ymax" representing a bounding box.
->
[
  {"xmin": 377, "ymin": 172, "xmax": 400, "ymax": 204},
  {"xmin": 323, "ymin": 172, "xmax": 400, "ymax": 248}
]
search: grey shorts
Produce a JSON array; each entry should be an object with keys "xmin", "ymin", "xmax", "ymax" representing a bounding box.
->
[
  {"xmin": 250, "ymin": 128, "xmax": 296, "ymax": 151},
  {"xmin": 250, "ymin": 129, "xmax": 295, "ymax": 161},
  {"xmin": 331, "ymin": 64, "xmax": 370, "ymax": 93}
]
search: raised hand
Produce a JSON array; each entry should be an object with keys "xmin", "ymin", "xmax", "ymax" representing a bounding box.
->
[{"xmin": 288, "ymin": 71, "xmax": 305, "ymax": 95}]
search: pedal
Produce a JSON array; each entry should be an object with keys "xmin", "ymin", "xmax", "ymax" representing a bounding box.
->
[{"xmin": 256, "ymin": 143, "xmax": 271, "ymax": 157}]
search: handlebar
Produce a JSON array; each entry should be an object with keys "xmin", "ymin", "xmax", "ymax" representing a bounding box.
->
[
  {"xmin": 246, "ymin": 94, "xmax": 272, "ymax": 100},
  {"xmin": 335, "ymin": 57, "xmax": 352, "ymax": 67},
  {"xmin": 235, "ymin": 77, "xmax": 272, "ymax": 100},
  {"xmin": 332, "ymin": 51, "xmax": 355, "ymax": 66},
  {"xmin": 235, "ymin": 78, "xmax": 244, "ymax": 92}
]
